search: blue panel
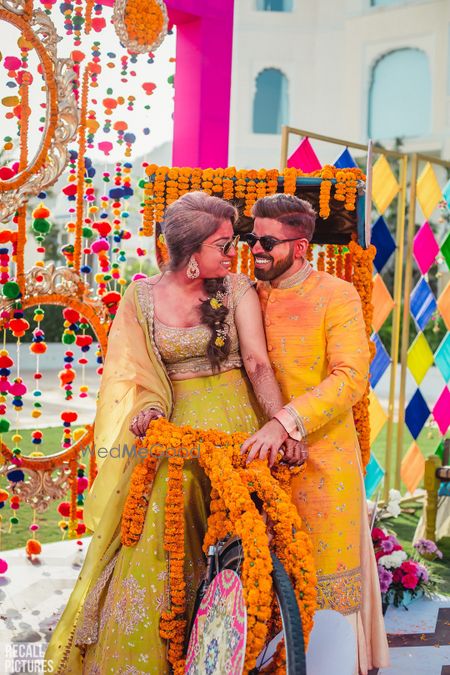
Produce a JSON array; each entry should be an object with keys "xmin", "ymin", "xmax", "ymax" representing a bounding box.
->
[
  {"xmin": 405, "ymin": 389, "xmax": 430, "ymax": 440},
  {"xmin": 334, "ymin": 148, "xmax": 358, "ymax": 169},
  {"xmin": 370, "ymin": 333, "xmax": 391, "ymax": 388},
  {"xmin": 371, "ymin": 216, "xmax": 396, "ymax": 272},
  {"xmin": 364, "ymin": 453, "xmax": 385, "ymax": 499},
  {"xmin": 410, "ymin": 278, "xmax": 437, "ymax": 332}
]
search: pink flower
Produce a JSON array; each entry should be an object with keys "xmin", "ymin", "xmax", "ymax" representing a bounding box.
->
[
  {"xmin": 392, "ymin": 568, "xmax": 404, "ymax": 583},
  {"xmin": 372, "ymin": 527, "xmax": 387, "ymax": 542},
  {"xmin": 401, "ymin": 560, "xmax": 420, "ymax": 575},
  {"xmin": 402, "ymin": 573, "xmax": 419, "ymax": 590}
]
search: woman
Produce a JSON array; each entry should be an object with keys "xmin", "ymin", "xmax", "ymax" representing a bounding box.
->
[{"xmin": 45, "ymin": 192, "xmax": 300, "ymax": 673}]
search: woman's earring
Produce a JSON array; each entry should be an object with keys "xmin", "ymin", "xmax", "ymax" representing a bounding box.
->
[{"xmin": 186, "ymin": 256, "xmax": 200, "ymax": 279}]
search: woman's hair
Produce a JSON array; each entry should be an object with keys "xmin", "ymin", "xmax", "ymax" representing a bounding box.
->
[
  {"xmin": 251, "ymin": 193, "xmax": 317, "ymax": 241},
  {"xmin": 162, "ymin": 191, "xmax": 238, "ymax": 372}
]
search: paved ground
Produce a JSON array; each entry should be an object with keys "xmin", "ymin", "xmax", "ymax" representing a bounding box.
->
[{"xmin": 0, "ymin": 540, "xmax": 448, "ymax": 674}]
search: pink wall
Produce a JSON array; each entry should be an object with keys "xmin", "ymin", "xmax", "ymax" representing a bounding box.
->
[{"xmin": 99, "ymin": 0, "xmax": 235, "ymax": 168}]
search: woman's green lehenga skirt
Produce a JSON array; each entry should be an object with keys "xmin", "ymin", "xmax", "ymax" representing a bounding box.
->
[{"xmin": 45, "ymin": 368, "xmax": 264, "ymax": 674}]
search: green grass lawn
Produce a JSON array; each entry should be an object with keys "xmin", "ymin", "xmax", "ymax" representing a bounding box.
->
[{"xmin": 1, "ymin": 426, "xmax": 92, "ymax": 551}]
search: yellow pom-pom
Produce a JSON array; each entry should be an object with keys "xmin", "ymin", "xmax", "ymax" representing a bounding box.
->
[
  {"xmin": 72, "ymin": 427, "xmax": 86, "ymax": 442},
  {"xmin": 12, "ymin": 433, "xmax": 22, "ymax": 443},
  {"xmin": 29, "ymin": 451, "xmax": 44, "ymax": 457},
  {"xmin": 31, "ymin": 410, "xmax": 42, "ymax": 418}
]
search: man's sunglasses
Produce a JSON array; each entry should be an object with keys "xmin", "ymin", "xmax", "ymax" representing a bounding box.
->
[
  {"xmin": 243, "ymin": 233, "xmax": 303, "ymax": 252},
  {"xmin": 203, "ymin": 234, "xmax": 240, "ymax": 256}
]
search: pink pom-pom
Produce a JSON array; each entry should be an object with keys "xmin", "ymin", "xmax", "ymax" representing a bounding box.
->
[
  {"xmin": 0, "ymin": 559, "xmax": 8, "ymax": 574},
  {"xmin": 29, "ymin": 523, "xmax": 40, "ymax": 531},
  {"xmin": 77, "ymin": 477, "xmax": 89, "ymax": 494}
]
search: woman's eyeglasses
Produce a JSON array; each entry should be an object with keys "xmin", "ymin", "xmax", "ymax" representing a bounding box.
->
[
  {"xmin": 203, "ymin": 234, "xmax": 240, "ymax": 256},
  {"xmin": 242, "ymin": 233, "xmax": 303, "ymax": 252}
]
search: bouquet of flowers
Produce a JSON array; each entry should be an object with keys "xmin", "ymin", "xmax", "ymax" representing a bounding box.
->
[
  {"xmin": 371, "ymin": 528, "xmax": 435, "ymax": 608},
  {"xmin": 413, "ymin": 538, "xmax": 443, "ymax": 562}
]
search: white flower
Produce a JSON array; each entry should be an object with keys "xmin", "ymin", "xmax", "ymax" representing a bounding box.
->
[
  {"xmin": 386, "ymin": 501, "xmax": 401, "ymax": 518},
  {"xmin": 378, "ymin": 550, "xmax": 407, "ymax": 569},
  {"xmin": 388, "ymin": 489, "xmax": 402, "ymax": 503}
]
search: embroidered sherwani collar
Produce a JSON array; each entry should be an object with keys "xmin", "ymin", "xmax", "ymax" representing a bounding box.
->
[{"xmin": 269, "ymin": 260, "xmax": 313, "ymax": 289}]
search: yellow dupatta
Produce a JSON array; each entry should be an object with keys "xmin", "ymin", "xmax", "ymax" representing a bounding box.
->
[
  {"xmin": 84, "ymin": 276, "xmax": 174, "ymax": 531},
  {"xmin": 46, "ymin": 277, "xmax": 175, "ymax": 673}
]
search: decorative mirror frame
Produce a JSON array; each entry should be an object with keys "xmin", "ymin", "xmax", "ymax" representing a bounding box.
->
[{"xmin": 0, "ymin": 0, "xmax": 78, "ymax": 221}]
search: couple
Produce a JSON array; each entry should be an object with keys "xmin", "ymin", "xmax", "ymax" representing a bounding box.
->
[{"xmin": 46, "ymin": 191, "xmax": 388, "ymax": 674}]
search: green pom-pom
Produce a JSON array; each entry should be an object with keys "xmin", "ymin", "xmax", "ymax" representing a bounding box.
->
[
  {"xmin": 32, "ymin": 218, "xmax": 52, "ymax": 234},
  {"xmin": 10, "ymin": 516, "xmax": 19, "ymax": 525},
  {"xmin": 2, "ymin": 281, "xmax": 20, "ymax": 299},
  {"xmin": 82, "ymin": 227, "xmax": 94, "ymax": 238},
  {"xmin": 0, "ymin": 418, "xmax": 11, "ymax": 433},
  {"xmin": 62, "ymin": 333, "xmax": 76, "ymax": 345}
]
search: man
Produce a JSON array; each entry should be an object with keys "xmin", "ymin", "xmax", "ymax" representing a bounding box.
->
[{"xmin": 242, "ymin": 193, "xmax": 389, "ymax": 674}]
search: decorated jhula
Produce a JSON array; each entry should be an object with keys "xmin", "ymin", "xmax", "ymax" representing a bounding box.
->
[{"xmin": 121, "ymin": 417, "xmax": 317, "ymax": 674}]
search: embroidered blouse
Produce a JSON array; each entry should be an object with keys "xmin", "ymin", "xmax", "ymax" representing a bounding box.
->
[{"xmin": 152, "ymin": 273, "xmax": 254, "ymax": 377}]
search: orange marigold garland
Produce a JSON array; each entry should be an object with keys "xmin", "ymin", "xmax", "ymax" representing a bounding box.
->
[
  {"xmin": 317, "ymin": 249, "xmax": 325, "ymax": 272},
  {"xmin": 348, "ymin": 239, "xmax": 376, "ymax": 470},
  {"xmin": 123, "ymin": 0, "xmax": 167, "ymax": 49},
  {"xmin": 120, "ymin": 419, "xmax": 317, "ymax": 673},
  {"xmin": 326, "ymin": 244, "xmax": 336, "ymax": 276},
  {"xmin": 336, "ymin": 244, "xmax": 344, "ymax": 279}
]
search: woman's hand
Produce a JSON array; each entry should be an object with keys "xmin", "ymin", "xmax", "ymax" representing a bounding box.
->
[
  {"xmin": 129, "ymin": 407, "xmax": 163, "ymax": 437},
  {"xmin": 241, "ymin": 418, "xmax": 289, "ymax": 467},
  {"xmin": 280, "ymin": 438, "xmax": 308, "ymax": 466}
]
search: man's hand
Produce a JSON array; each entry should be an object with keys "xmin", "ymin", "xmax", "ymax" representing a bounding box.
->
[
  {"xmin": 129, "ymin": 407, "xmax": 162, "ymax": 437},
  {"xmin": 241, "ymin": 418, "xmax": 289, "ymax": 467},
  {"xmin": 281, "ymin": 438, "xmax": 308, "ymax": 466}
]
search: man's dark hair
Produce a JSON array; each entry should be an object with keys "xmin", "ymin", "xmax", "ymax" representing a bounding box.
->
[{"xmin": 251, "ymin": 193, "xmax": 317, "ymax": 242}]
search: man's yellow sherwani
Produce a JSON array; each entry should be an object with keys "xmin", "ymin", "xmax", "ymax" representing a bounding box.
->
[{"xmin": 258, "ymin": 261, "xmax": 369, "ymax": 615}]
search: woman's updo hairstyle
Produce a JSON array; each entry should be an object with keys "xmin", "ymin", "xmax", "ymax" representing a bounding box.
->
[{"xmin": 162, "ymin": 191, "xmax": 238, "ymax": 372}]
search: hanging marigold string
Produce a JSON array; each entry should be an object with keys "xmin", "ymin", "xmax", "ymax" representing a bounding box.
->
[
  {"xmin": 348, "ymin": 239, "xmax": 376, "ymax": 470},
  {"xmin": 326, "ymin": 244, "xmax": 336, "ymax": 276},
  {"xmin": 120, "ymin": 418, "xmax": 317, "ymax": 674},
  {"xmin": 317, "ymin": 249, "xmax": 325, "ymax": 272},
  {"xmin": 336, "ymin": 245, "xmax": 344, "ymax": 279}
]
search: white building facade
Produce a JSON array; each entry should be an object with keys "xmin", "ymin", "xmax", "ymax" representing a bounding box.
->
[{"xmin": 228, "ymin": 0, "xmax": 450, "ymax": 168}]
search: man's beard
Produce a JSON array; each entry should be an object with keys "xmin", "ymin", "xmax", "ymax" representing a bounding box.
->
[{"xmin": 253, "ymin": 246, "xmax": 295, "ymax": 281}]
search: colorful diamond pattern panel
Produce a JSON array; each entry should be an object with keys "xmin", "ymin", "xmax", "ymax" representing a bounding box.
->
[
  {"xmin": 370, "ymin": 333, "xmax": 391, "ymax": 388},
  {"xmin": 437, "ymin": 282, "xmax": 450, "ymax": 330},
  {"xmin": 369, "ymin": 390, "xmax": 388, "ymax": 445},
  {"xmin": 413, "ymin": 221, "xmax": 440, "ymax": 275},
  {"xmin": 410, "ymin": 278, "xmax": 437, "ymax": 331},
  {"xmin": 407, "ymin": 333, "xmax": 434, "ymax": 385},
  {"xmin": 405, "ymin": 389, "xmax": 430, "ymax": 440},
  {"xmin": 432, "ymin": 387, "xmax": 450, "ymax": 435},
  {"xmin": 372, "ymin": 216, "xmax": 396, "ymax": 272},
  {"xmin": 434, "ymin": 334, "xmax": 450, "ymax": 383},
  {"xmin": 441, "ymin": 231, "xmax": 450, "ymax": 269},
  {"xmin": 364, "ymin": 453, "xmax": 385, "ymax": 499},
  {"xmin": 372, "ymin": 274, "xmax": 395, "ymax": 332},
  {"xmin": 401, "ymin": 442, "xmax": 426, "ymax": 494},
  {"xmin": 416, "ymin": 162, "xmax": 442, "ymax": 220},
  {"xmin": 372, "ymin": 155, "xmax": 400, "ymax": 215}
]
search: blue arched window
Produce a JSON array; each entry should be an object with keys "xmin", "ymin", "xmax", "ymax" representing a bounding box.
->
[
  {"xmin": 256, "ymin": 0, "xmax": 293, "ymax": 10},
  {"xmin": 253, "ymin": 68, "xmax": 289, "ymax": 134},
  {"xmin": 368, "ymin": 49, "xmax": 431, "ymax": 139}
]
